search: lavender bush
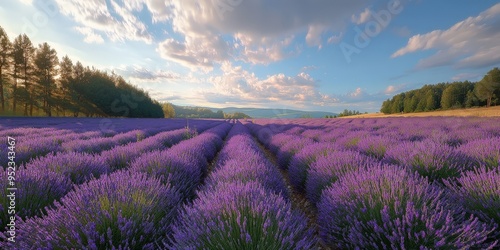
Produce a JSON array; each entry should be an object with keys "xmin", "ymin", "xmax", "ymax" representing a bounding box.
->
[
  {"xmin": 8, "ymin": 171, "xmax": 181, "ymax": 249},
  {"xmin": 26, "ymin": 152, "xmax": 109, "ymax": 184},
  {"xmin": 318, "ymin": 165, "xmax": 496, "ymax": 249},
  {"xmin": 170, "ymin": 181, "xmax": 315, "ymax": 249},
  {"xmin": 458, "ymin": 138, "xmax": 500, "ymax": 170},
  {"xmin": 130, "ymin": 150, "xmax": 202, "ymax": 200},
  {"xmin": 288, "ymin": 142, "xmax": 339, "ymax": 192},
  {"xmin": 0, "ymin": 167, "xmax": 72, "ymax": 231},
  {"xmin": 384, "ymin": 139, "xmax": 470, "ymax": 181},
  {"xmin": 306, "ymin": 150, "xmax": 374, "ymax": 205},
  {"xmin": 444, "ymin": 168, "xmax": 500, "ymax": 230}
]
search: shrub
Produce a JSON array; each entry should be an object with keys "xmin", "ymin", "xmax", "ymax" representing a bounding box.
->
[
  {"xmin": 8, "ymin": 171, "xmax": 181, "ymax": 249},
  {"xmin": 288, "ymin": 142, "xmax": 338, "ymax": 192},
  {"xmin": 170, "ymin": 181, "xmax": 316, "ymax": 249},
  {"xmin": 306, "ymin": 150, "xmax": 373, "ymax": 205},
  {"xmin": 205, "ymin": 158, "xmax": 288, "ymax": 198},
  {"xmin": 318, "ymin": 165, "xmax": 496, "ymax": 249},
  {"xmin": 444, "ymin": 168, "xmax": 500, "ymax": 232},
  {"xmin": 276, "ymin": 137, "xmax": 314, "ymax": 169},
  {"xmin": 384, "ymin": 139, "xmax": 470, "ymax": 181},
  {"xmin": 356, "ymin": 135, "xmax": 394, "ymax": 160},
  {"xmin": 27, "ymin": 152, "xmax": 109, "ymax": 184},
  {"xmin": 0, "ymin": 167, "xmax": 72, "ymax": 231},
  {"xmin": 458, "ymin": 138, "xmax": 500, "ymax": 170},
  {"xmin": 129, "ymin": 150, "xmax": 202, "ymax": 200}
]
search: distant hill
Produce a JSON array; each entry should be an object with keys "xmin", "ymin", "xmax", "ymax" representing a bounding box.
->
[{"xmin": 211, "ymin": 107, "xmax": 337, "ymax": 119}]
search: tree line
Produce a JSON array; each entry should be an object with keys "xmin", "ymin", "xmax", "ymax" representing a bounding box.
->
[
  {"xmin": 0, "ymin": 26, "xmax": 163, "ymax": 118},
  {"xmin": 381, "ymin": 68, "xmax": 500, "ymax": 114},
  {"xmin": 161, "ymin": 103, "xmax": 251, "ymax": 119}
]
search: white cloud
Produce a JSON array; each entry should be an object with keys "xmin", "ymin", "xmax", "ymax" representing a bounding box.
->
[
  {"xmin": 351, "ymin": 8, "xmax": 371, "ymax": 24},
  {"xmin": 327, "ymin": 33, "xmax": 343, "ymax": 44},
  {"xmin": 54, "ymin": 0, "xmax": 153, "ymax": 44},
  {"xmin": 205, "ymin": 62, "xmax": 338, "ymax": 107},
  {"xmin": 74, "ymin": 26, "xmax": 104, "ymax": 44},
  {"xmin": 306, "ymin": 24, "xmax": 327, "ymax": 47},
  {"xmin": 17, "ymin": 0, "xmax": 32, "ymax": 5},
  {"xmin": 154, "ymin": 0, "xmax": 370, "ymax": 70},
  {"xmin": 392, "ymin": 3, "xmax": 500, "ymax": 69},
  {"xmin": 157, "ymin": 36, "xmax": 231, "ymax": 72},
  {"xmin": 113, "ymin": 65, "xmax": 181, "ymax": 81},
  {"xmin": 383, "ymin": 83, "xmax": 408, "ymax": 95}
]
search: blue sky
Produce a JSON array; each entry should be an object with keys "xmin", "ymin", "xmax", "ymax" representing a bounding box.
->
[{"xmin": 1, "ymin": 0, "xmax": 499, "ymax": 113}]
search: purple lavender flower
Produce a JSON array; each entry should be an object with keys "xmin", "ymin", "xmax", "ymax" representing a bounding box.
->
[
  {"xmin": 129, "ymin": 150, "xmax": 203, "ymax": 200},
  {"xmin": 8, "ymin": 171, "xmax": 182, "ymax": 249},
  {"xmin": 0, "ymin": 167, "xmax": 72, "ymax": 231},
  {"xmin": 205, "ymin": 158, "xmax": 288, "ymax": 198},
  {"xmin": 100, "ymin": 128, "xmax": 188, "ymax": 171},
  {"xmin": 288, "ymin": 142, "xmax": 339, "ymax": 192},
  {"xmin": 444, "ymin": 168, "xmax": 500, "ymax": 229},
  {"xmin": 26, "ymin": 152, "xmax": 109, "ymax": 184},
  {"xmin": 306, "ymin": 150, "xmax": 374, "ymax": 205},
  {"xmin": 317, "ymin": 165, "xmax": 497, "ymax": 249},
  {"xmin": 458, "ymin": 137, "xmax": 500, "ymax": 170},
  {"xmin": 356, "ymin": 135, "xmax": 394, "ymax": 160},
  {"xmin": 384, "ymin": 139, "xmax": 471, "ymax": 181},
  {"xmin": 170, "ymin": 181, "xmax": 316, "ymax": 249},
  {"xmin": 276, "ymin": 136, "xmax": 315, "ymax": 169}
]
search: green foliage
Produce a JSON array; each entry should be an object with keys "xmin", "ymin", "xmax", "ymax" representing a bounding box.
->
[
  {"xmin": 0, "ymin": 25, "xmax": 163, "ymax": 118},
  {"xmin": 338, "ymin": 109, "xmax": 361, "ymax": 117},
  {"xmin": 173, "ymin": 105, "xmax": 224, "ymax": 118},
  {"xmin": 225, "ymin": 112, "xmax": 252, "ymax": 119},
  {"xmin": 379, "ymin": 72, "xmax": 498, "ymax": 114},
  {"xmin": 161, "ymin": 102, "xmax": 176, "ymax": 118},
  {"xmin": 475, "ymin": 67, "xmax": 500, "ymax": 107}
]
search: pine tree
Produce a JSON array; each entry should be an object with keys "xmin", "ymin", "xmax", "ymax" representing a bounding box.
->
[
  {"xmin": 13, "ymin": 34, "xmax": 36, "ymax": 115},
  {"xmin": 0, "ymin": 27, "xmax": 12, "ymax": 112},
  {"xmin": 34, "ymin": 42, "xmax": 58, "ymax": 116}
]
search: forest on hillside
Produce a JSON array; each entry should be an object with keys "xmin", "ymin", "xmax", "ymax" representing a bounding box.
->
[
  {"xmin": 0, "ymin": 26, "xmax": 163, "ymax": 118},
  {"xmin": 381, "ymin": 68, "xmax": 500, "ymax": 114},
  {"xmin": 160, "ymin": 103, "xmax": 251, "ymax": 119}
]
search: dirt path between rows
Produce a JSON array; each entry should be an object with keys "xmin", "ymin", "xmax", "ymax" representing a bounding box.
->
[{"xmin": 252, "ymin": 138, "xmax": 331, "ymax": 250}]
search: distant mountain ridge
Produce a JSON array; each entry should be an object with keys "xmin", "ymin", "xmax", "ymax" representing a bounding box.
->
[{"xmin": 210, "ymin": 107, "xmax": 337, "ymax": 118}]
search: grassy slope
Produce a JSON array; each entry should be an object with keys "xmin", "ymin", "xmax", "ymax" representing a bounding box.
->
[{"xmin": 343, "ymin": 106, "xmax": 500, "ymax": 118}]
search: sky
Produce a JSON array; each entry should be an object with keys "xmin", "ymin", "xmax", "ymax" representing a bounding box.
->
[{"xmin": 1, "ymin": 0, "xmax": 499, "ymax": 113}]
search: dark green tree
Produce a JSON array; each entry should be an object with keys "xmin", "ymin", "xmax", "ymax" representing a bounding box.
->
[
  {"xmin": 475, "ymin": 68, "xmax": 500, "ymax": 107},
  {"xmin": 0, "ymin": 27, "xmax": 12, "ymax": 112},
  {"xmin": 12, "ymin": 34, "xmax": 36, "ymax": 115},
  {"xmin": 34, "ymin": 42, "xmax": 58, "ymax": 116}
]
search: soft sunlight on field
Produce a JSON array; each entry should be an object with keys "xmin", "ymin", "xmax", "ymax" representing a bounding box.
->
[{"xmin": 346, "ymin": 106, "xmax": 500, "ymax": 118}]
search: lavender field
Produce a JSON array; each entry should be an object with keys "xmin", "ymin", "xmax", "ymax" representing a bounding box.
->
[{"xmin": 0, "ymin": 117, "xmax": 499, "ymax": 249}]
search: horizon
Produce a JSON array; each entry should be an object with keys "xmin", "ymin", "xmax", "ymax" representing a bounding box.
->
[{"xmin": 1, "ymin": 1, "xmax": 499, "ymax": 113}]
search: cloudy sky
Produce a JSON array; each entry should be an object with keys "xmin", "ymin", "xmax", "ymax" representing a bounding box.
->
[{"xmin": 1, "ymin": 0, "xmax": 499, "ymax": 112}]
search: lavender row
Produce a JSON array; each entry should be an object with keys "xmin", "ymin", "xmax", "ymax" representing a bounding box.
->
[
  {"xmin": 248, "ymin": 118, "xmax": 500, "ymax": 248},
  {"xmin": 0, "ymin": 121, "xmax": 224, "ymax": 228},
  {"xmin": 0, "ymin": 117, "xmax": 192, "ymax": 133},
  {"xmin": 0, "ymin": 130, "xmax": 104, "ymax": 167},
  {"xmin": 252, "ymin": 117, "xmax": 500, "ymax": 145},
  {"xmin": 169, "ymin": 123, "xmax": 316, "ymax": 249},
  {"xmin": 129, "ymin": 122, "xmax": 232, "ymax": 200},
  {"xmin": 317, "ymin": 164, "xmax": 497, "ymax": 249},
  {"xmin": 2, "ymin": 122, "xmax": 233, "ymax": 249},
  {"xmin": 0, "ymin": 119, "xmax": 210, "ymax": 167},
  {"xmin": 0, "ymin": 120, "xmax": 224, "ymax": 234}
]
